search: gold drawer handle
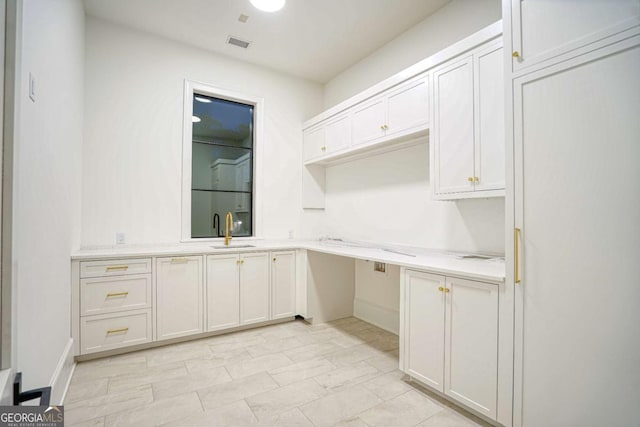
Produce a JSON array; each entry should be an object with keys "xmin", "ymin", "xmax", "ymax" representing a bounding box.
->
[
  {"xmin": 106, "ymin": 291, "xmax": 129, "ymax": 298},
  {"xmin": 106, "ymin": 265, "xmax": 128, "ymax": 272},
  {"xmin": 444, "ymin": 288, "xmax": 450, "ymax": 293},
  {"xmin": 106, "ymin": 327, "xmax": 129, "ymax": 335}
]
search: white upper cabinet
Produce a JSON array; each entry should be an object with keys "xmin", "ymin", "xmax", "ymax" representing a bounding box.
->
[
  {"xmin": 351, "ymin": 96, "xmax": 387, "ymax": 146},
  {"xmin": 156, "ymin": 256, "xmax": 204, "ymax": 340},
  {"xmin": 386, "ymin": 77, "xmax": 429, "ymax": 138},
  {"xmin": 431, "ymin": 39, "xmax": 505, "ymax": 199},
  {"xmin": 474, "ymin": 42, "xmax": 505, "ymax": 192},
  {"xmin": 432, "ymin": 56, "xmax": 475, "ymax": 196},
  {"xmin": 302, "ymin": 125, "xmax": 325, "ymax": 162},
  {"xmin": 509, "ymin": 0, "xmax": 640, "ymax": 72}
]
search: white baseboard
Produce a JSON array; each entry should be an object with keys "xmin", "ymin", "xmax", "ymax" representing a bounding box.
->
[
  {"xmin": 49, "ymin": 338, "xmax": 75, "ymax": 405},
  {"xmin": 353, "ymin": 298, "xmax": 399, "ymax": 335}
]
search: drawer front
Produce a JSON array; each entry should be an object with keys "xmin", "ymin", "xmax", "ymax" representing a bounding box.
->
[
  {"xmin": 80, "ymin": 258, "xmax": 152, "ymax": 278},
  {"xmin": 81, "ymin": 274, "xmax": 151, "ymax": 316},
  {"xmin": 81, "ymin": 309, "xmax": 152, "ymax": 354}
]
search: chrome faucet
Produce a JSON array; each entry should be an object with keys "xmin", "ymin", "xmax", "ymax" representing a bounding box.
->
[{"xmin": 224, "ymin": 212, "xmax": 233, "ymax": 246}]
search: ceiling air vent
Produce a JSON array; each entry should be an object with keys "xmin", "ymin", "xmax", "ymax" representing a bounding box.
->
[{"xmin": 227, "ymin": 36, "xmax": 251, "ymax": 49}]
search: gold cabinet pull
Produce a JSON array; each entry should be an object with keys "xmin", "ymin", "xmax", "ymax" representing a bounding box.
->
[
  {"xmin": 273, "ymin": 257, "xmax": 277, "ymax": 262},
  {"xmin": 106, "ymin": 265, "xmax": 128, "ymax": 272},
  {"xmin": 321, "ymin": 145, "xmax": 326, "ymax": 151},
  {"xmin": 467, "ymin": 177, "xmax": 474, "ymax": 182},
  {"xmin": 438, "ymin": 286, "xmax": 444, "ymax": 292},
  {"xmin": 515, "ymin": 228, "xmax": 522, "ymax": 283},
  {"xmin": 171, "ymin": 258, "xmax": 189, "ymax": 263},
  {"xmin": 512, "ymin": 51, "xmax": 520, "ymax": 58},
  {"xmin": 444, "ymin": 288, "xmax": 450, "ymax": 293},
  {"xmin": 106, "ymin": 327, "xmax": 129, "ymax": 334},
  {"xmin": 474, "ymin": 177, "xmax": 479, "ymax": 182},
  {"xmin": 106, "ymin": 291, "xmax": 129, "ymax": 298}
]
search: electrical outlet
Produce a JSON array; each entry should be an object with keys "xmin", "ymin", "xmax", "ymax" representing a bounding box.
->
[
  {"xmin": 374, "ymin": 262, "xmax": 386, "ymax": 273},
  {"xmin": 116, "ymin": 232, "xmax": 126, "ymax": 245}
]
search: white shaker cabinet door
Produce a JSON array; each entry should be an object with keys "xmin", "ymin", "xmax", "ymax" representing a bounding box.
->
[
  {"xmin": 474, "ymin": 42, "xmax": 505, "ymax": 192},
  {"xmin": 206, "ymin": 254, "xmax": 240, "ymax": 332},
  {"xmin": 351, "ymin": 96, "xmax": 386, "ymax": 146},
  {"xmin": 156, "ymin": 256, "xmax": 204, "ymax": 340},
  {"xmin": 444, "ymin": 277, "xmax": 499, "ymax": 420},
  {"xmin": 510, "ymin": 0, "xmax": 639, "ymax": 72},
  {"xmin": 404, "ymin": 270, "xmax": 446, "ymax": 391},
  {"xmin": 324, "ymin": 114, "xmax": 351, "ymax": 155},
  {"xmin": 271, "ymin": 251, "xmax": 296, "ymax": 320},
  {"xmin": 386, "ymin": 76, "xmax": 429, "ymax": 138},
  {"xmin": 239, "ymin": 252, "xmax": 270, "ymax": 325},
  {"xmin": 432, "ymin": 56, "xmax": 475, "ymax": 195},
  {"xmin": 303, "ymin": 125, "xmax": 325, "ymax": 162}
]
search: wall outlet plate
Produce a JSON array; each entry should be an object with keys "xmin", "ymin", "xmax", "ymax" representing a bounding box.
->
[{"xmin": 374, "ymin": 262, "xmax": 386, "ymax": 273}]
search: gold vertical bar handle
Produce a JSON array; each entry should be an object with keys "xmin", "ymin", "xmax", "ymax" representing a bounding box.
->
[
  {"xmin": 106, "ymin": 265, "xmax": 128, "ymax": 272},
  {"xmin": 106, "ymin": 291, "xmax": 129, "ymax": 298},
  {"xmin": 515, "ymin": 228, "xmax": 522, "ymax": 284},
  {"xmin": 106, "ymin": 327, "xmax": 129, "ymax": 334}
]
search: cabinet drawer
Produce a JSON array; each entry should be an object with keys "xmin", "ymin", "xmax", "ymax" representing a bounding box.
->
[
  {"xmin": 81, "ymin": 274, "xmax": 151, "ymax": 316},
  {"xmin": 80, "ymin": 258, "xmax": 152, "ymax": 278},
  {"xmin": 81, "ymin": 309, "xmax": 152, "ymax": 354}
]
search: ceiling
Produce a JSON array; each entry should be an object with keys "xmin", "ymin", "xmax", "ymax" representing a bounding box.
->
[{"xmin": 83, "ymin": 0, "xmax": 450, "ymax": 83}]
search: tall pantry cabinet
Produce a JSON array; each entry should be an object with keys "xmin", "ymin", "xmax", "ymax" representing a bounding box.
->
[{"xmin": 504, "ymin": 1, "xmax": 640, "ymax": 426}]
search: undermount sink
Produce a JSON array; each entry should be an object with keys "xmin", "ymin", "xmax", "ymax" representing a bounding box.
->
[{"xmin": 211, "ymin": 244, "xmax": 255, "ymax": 249}]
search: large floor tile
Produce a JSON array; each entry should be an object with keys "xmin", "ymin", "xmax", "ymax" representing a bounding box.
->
[
  {"xmin": 313, "ymin": 360, "xmax": 380, "ymax": 392},
  {"xmin": 66, "ymin": 417, "xmax": 105, "ymax": 427},
  {"xmin": 107, "ymin": 362, "xmax": 187, "ymax": 395},
  {"xmin": 152, "ymin": 365, "xmax": 231, "ymax": 400},
  {"xmin": 246, "ymin": 378, "xmax": 327, "ymax": 420},
  {"xmin": 357, "ymin": 390, "xmax": 444, "ymax": 427},
  {"xmin": 361, "ymin": 370, "xmax": 414, "ymax": 401},
  {"xmin": 72, "ymin": 356, "xmax": 147, "ymax": 383},
  {"xmin": 284, "ymin": 341, "xmax": 343, "ymax": 362},
  {"xmin": 268, "ymin": 357, "xmax": 336, "ymax": 386},
  {"xmin": 417, "ymin": 409, "xmax": 484, "ymax": 427},
  {"xmin": 299, "ymin": 385, "xmax": 382, "ymax": 427},
  {"xmin": 65, "ymin": 385, "xmax": 154, "ymax": 425},
  {"xmin": 104, "ymin": 392, "xmax": 202, "ymax": 427},
  {"xmin": 184, "ymin": 347, "xmax": 252, "ymax": 373},
  {"xmin": 65, "ymin": 378, "xmax": 109, "ymax": 404},
  {"xmin": 146, "ymin": 342, "xmax": 213, "ymax": 368},
  {"xmin": 197, "ymin": 372, "xmax": 279, "ymax": 411},
  {"xmin": 245, "ymin": 335, "xmax": 314, "ymax": 358},
  {"xmin": 225, "ymin": 352, "xmax": 292, "ymax": 379}
]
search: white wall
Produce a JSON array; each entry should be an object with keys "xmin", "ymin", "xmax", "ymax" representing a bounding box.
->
[
  {"xmin": 324, "ymin": 0, "xmax": 502, "ymax": 108},
  {"xmin": 82, "ymin": 18, "xmax": 323, "ymax": 246},
  {"xmin": 324, "ymin": 143, "xmax": 505, "ymax": 253},
  {"xmin": 14, "ymin": 0, "xmax": 84, "ymax": 399}
]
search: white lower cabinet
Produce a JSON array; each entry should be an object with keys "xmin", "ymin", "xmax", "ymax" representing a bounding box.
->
[
  {"xmin": 81, "ymin": 309, "xmax": 152, "ymax": 354},
  {"xmin": 270, "ymin": 251, "xmax": 296, "ymax": 320},
  {"xmin": 401, "ymin": 269, "xmax": 499, "ymax": 420},
  {"xmin": 239, "ymin": 252, "xmax": 270, "ymax": 325},
  {"xmin": 206, "ymin": 252, "xmax": 270, "ymax": 330},
  {"xmin": 156, "ymin": 256, "xmax": 204, "ymax": 340},
  {"xmin": 206, "ymin": 253, "xmax": 240, "ymax": 331}
]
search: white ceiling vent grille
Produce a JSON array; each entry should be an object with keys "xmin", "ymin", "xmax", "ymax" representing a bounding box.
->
[{"xmin": 227, "ymin": 36, "xmax": 251, "ymax": 49}]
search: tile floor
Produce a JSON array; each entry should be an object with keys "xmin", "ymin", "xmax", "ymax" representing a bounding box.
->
[{"xmin": 65, "ymin": 317, "xmax": 487, "ymax": 427}]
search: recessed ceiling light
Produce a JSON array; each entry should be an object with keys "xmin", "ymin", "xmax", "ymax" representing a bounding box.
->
[
  {"xmin": 195, "ymin": 96, "xmax": 212, "ymax": 103},
  {"xmin": 249, "ymin": 0, "xmax": 285, "ymax": 13},
  {"xmin": 192, "ymin": 116, "xmax": 201, "ymax": 123}
]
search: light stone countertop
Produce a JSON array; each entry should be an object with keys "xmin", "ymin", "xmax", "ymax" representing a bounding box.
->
[{"xmin": 71, "ymin": 239, "xmax": 505, "ymax": 283}]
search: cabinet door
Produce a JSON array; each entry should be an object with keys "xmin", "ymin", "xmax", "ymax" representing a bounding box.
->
[
  {"xmin": 444, "ymin": 277, "xmax": 498, "ymax": 420},
  {"xmin": 432, "ymin": 56, "xmax": 475, "ymax": 195},
  {"xmin": 271, "ymin": 251, "xmax": 296, "ymax": 320},
  {"xmin": 386, "ymin": 76, "xmax": 429, "ymax": 137},
  {"xmin": 403, "ymin": 270, "xmax": 446, "ymax": 391},
  {"xmin": 156, "ymin": 256, "xmax": 203, "ymax": 340},
  {"xmin": 324, "ymin": 114, "xmax": 351, "ymax": 154},
  {"xmin": 240, "ymin": 252, "xmax": 270, "ymax": 325},
  {"xmin": 206, "ymin": 254, "xmax": 240, "ymax": 331},
  {"xmin": 511, "ymin": 0, "xmax": 639, "ymax": 72},
  {"xmin": 474, "ymin": 42, "xmax": 505, "ymax": 192},
  {"xmin": 351, "ymin": 96, "xmax": 386, "ymax": 146},
  {"xmin": 303, "ymin": 125, "xmax": 325, "ymax": 162}
]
